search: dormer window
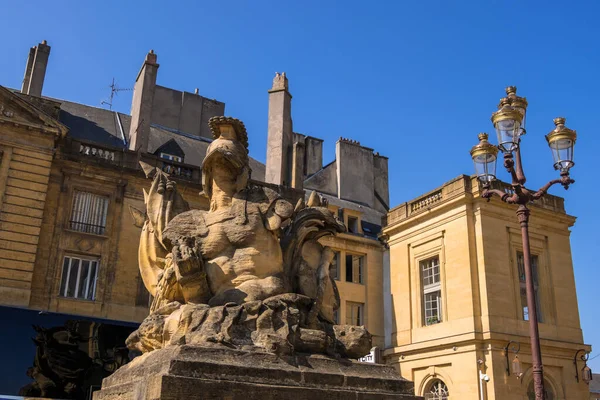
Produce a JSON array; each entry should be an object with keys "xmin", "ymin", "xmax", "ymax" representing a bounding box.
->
[
  {"xmin": 160, "ymin": 153, "xmax": 182, "ymax": 162},
  {"xmin": 347, "ymin": 216, "xmax": 359, "ymax": 234},
  {"xmin": 154, "ymin": 139, "xmax": 185, "ymax": 164}
]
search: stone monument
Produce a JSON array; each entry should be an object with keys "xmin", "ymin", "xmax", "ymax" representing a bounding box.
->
[{"xmin": 94, "ymin": 116, "xmax": 419, "ymax": 399}]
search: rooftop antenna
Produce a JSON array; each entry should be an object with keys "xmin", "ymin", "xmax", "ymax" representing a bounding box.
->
[{"xmin": 101, "ymin": 78, "xmax": 132, "ymax": 110}]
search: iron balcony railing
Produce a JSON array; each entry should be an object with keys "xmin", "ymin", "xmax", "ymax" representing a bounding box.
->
[{"xmin": 69, "ymin": 220, "xmax": 106, "ymax": 235}]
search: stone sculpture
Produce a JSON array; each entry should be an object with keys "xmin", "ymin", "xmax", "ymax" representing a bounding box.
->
[
  {"xmin": 128, "ymin": 116, "xmax": 371, "ymax": 358},
  {"xmin": 19, "ymin": 321, "xmax": 132, "ymax": 399},
  {"xmin": 19, "ymin": 324, "xmax": 91, "ymax": 399}
]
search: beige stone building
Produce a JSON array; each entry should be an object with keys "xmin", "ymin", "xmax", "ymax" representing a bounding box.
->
[
  {"xmin": 0, "ymin": 41, "xmax": 388, "ymax": 397},
  {"xmin": 382, "ymin": 175, "xmax": 591, "ymax": 399}
]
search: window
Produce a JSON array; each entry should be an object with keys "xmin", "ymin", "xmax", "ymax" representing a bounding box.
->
[
  {"xmin": 160, "ymin": 153, "xmax": 182, "ymax": 162},
  {"xmin": 347, "ymin": 216, "xmax": 359, "ymax": 234},
  {"xmin": 346, "ymin": 302, "xmax": 364, "ymax": 326},
  {"xmin": 345, "ymin": 254, "xmax": 364, "ymax": 284},
  {"xmin": 330, "ymin": 251, "xmax": 340, "ymax": 280},
  {"xmin": 425, "ymin": 379, "xmax": 449, "ymax": 400},
  {"xmin": 70, "ymin": 191, "xmax": 109, "ymax": 235},
  {"xmin": 59, "ymin": 255, "xmax": 99, "ymax": 300},
  {"xmin": 332, "ymin": 309, "xmax": 340, "ymax": 324},
  {"xmin": 517, "ymin": 252, "xmax": 542, "ymax": 322},
  {"xmin": 135, "ymin": 274, "xmax": 152, "ymax": 308},
  {"xmin": 421, "ymin": 256, "xmax": 442, "ymax": 325}
]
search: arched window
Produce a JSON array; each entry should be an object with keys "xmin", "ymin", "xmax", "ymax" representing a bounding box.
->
[
  {"xmin": 527, "ymin": 380, "xmax": 555, "ymax": 400},
  {"xmin": 425, "ymin": 379, "xmax": 449, "ymax": 400}
]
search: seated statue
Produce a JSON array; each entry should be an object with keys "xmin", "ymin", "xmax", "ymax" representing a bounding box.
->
[{"xmin": 128, "ymin": 116, "xmax": 371, "ymax": 358}]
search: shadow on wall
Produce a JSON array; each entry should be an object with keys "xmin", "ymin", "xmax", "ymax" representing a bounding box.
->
[{"xmin": 0, "ymin": 306, "xmax": 138, "ymax": 400}]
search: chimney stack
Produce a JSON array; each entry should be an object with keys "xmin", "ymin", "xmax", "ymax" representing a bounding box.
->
[
  {"xmin": 22, "ymin": 40, "xmax": 51, "ymax": 97},
  {"xmin": 128, "ymin": 50, "xmax": 159, "ymax": 152},
  {"xmin": 265, "ymin": 72, "xmax": 293, "ymax": 186},
  {"xmin": 336, "ymin": 138, "xmax": 375, "ymax": 207}
]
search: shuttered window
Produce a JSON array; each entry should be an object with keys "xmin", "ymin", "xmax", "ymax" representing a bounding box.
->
[
  {"xmin": 59, "ymin": 255, "xmax": 99, "ymax": 300},
  {"xmin": 69, "ymin": 191, "xmax": 109, "ymax": 235}
]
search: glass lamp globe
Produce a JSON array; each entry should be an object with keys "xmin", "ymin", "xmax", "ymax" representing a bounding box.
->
[
  {"xmin": 512, "ymin": 355, "xmax": 523, "ymax": 378},
  {"xmin": 470, "ymin": 133, "xmax": 498, "ymax": 183},
  {"xmin": 505, "ymin": 86, "xmax": 528, "ymax": 135},
  {"xmin": 546, "ymin": 117, "xmax": 576, "ymax": 172},
  {"xmin": 582, "ymin": 365, "xmax": 593, "ymax": 384},
  {"xmin": 491, "ymin": 98, "xmax": 524, "ymax": 153}
]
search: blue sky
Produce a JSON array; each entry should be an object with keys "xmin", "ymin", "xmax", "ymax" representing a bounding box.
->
[{"xmin": 1, "ymin": 1, "xmax": 599, "ymax": 370}]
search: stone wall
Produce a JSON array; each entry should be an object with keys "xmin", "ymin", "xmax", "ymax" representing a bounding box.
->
[{"xmin": 0, "ymin": 87, "xmax": 65, "ymax": 307}]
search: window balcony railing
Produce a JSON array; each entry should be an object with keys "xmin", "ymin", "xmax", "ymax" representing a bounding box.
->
[
  {"xmin": 69, "ymin": 220, "xmax": 106, "ymax": 235},
  {"xmin": 161, "ymin": 161, "xmax": 194, "ymax": 179}
]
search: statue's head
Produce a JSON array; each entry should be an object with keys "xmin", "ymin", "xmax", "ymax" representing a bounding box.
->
[{"xmin": 202, "ymin": 117, "xmax": 250, "ymax": 199}]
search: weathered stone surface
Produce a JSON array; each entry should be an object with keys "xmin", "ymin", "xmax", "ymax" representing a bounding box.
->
[
  {"xmin": 93, "ymin": 346, "xmax": 421, "ymax": 400},
  {"xmin": 126, "ymin": 293, "xmax": 372, "ymax": 359}
]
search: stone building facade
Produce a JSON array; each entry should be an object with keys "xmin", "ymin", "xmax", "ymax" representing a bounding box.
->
[
  {"xmin": 382, "ymin": 175, "xmax": 591, "ymax": 399},
  {"xmin": 0, "ymin": 41, "xmax": 388, "ymax": 397}
]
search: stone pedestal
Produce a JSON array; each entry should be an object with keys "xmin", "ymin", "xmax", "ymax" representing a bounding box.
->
[{"xmin": 93, "ymin": 345, "xmax": 421, "ymax": 400}]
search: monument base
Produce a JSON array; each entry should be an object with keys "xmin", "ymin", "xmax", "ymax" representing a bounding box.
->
[{"xmin": 93, "ymin": 345, "xmax": 421, "ymax": 400}]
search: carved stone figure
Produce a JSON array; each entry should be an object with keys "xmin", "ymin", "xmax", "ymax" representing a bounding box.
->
[
  {"xmin": 129, "ymin": 116, "xmax": 371, "ymax": 358},
  {"xmin": 19, "ymin": 321, "xmax": 132, "ymax": 399},
  {"xmin": 19, "ymin": 324, "xmax": 91, "ymax": 399}
]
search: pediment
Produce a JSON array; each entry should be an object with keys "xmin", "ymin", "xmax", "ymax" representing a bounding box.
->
[{"xmin": 0, "ymin": 85, "xmax": 68, "ymax": 137}]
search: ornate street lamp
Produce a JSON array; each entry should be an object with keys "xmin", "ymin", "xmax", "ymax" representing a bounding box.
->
[
  {"xmin": 574, "ymin": 349, "xmax": 593, "ymax": 384},
  {"xmin": 470, "ymin": 133, "xmax": 498, "ymax": 183},
  {"xmin": 504, "ymin": 341, "xmax": 523, "ymax": 379},
  {"xmin": 506, "ymin": 86, "xmax": 528, "ymax": 135},
  {"xmin": 470, "ymin": 86, "xmax": 577, "ymax": 400},
  {"xmin": 491, "ymin": 97, "xmax": 524, "ymax": 152},
  {"xmin": 546, "ymin": 117, "xmax": 577, "ymax": 173}
]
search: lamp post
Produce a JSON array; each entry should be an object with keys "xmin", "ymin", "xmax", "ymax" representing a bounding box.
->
[
  {"xmin": 470, "ymin": 86, "xmax": 577, "ymax": 400},
  {"xmin": 504, "ymin": 340, "xmax": 523, "ymax": 379},
  {"xmin": 574, "ymin": 349, "xmax": 593, "ymax": 384}
]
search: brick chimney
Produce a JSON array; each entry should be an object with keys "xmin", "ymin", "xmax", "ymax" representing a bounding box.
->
[
  {"xmin": 129, "ymin": 50, "xmax": 159, "ymax": 152},
  {"xmin": 21, "ymin": 40, "xmax": 51, "ymax": 97},
  {"xmin": 265, "ymin": 72, "xmax": 293, "ymax": 186}
]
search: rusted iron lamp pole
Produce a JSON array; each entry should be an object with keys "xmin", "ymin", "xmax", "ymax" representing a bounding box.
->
[{"xmin": 470, "ymin": 87, "xmax": 577, "ymax": 400}]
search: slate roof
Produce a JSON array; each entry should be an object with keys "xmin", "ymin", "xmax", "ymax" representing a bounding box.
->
[
  {"xmin": 59, "ymin": 100, "xmax": 128, "ymax": 148},
  {"xmin": 53, "ymin": 99, "xmax": 266, "ymax": 181},
  {"xmin": 591, "ymin": 373, "xmax": 600, "ymax": 395}
]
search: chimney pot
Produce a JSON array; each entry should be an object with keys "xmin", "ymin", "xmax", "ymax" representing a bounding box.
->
[{"xmin": 145, "ymin": 50, "xmax": 158, "ymax": 65}]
